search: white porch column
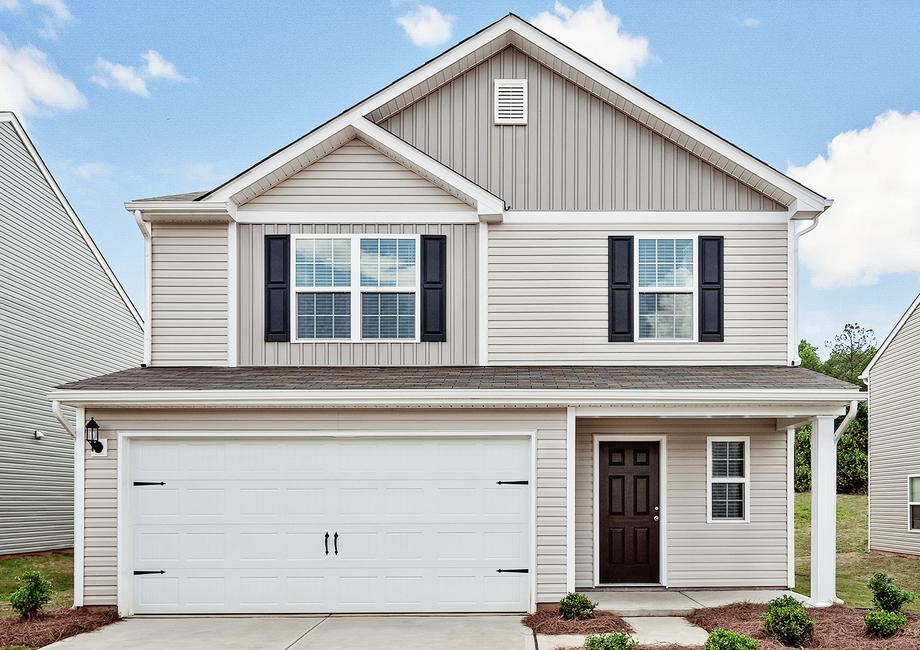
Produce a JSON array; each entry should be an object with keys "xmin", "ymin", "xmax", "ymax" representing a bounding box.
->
[{"xmin": 810, "ymin": 415, "xmax": 837, "ymax": 606}]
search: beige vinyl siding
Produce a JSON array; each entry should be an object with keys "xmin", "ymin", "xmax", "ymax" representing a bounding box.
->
[
  {"xmin": 238, "ymin": 223, "xmax": 478, "ymax": 366},
  {"xmin": 150, "ymin": 222, "xmax": 228, "ymax": 366},
  {"xmin": 0, "ymin": 121, "xmax": 142, "ymax": 555},
  {"xmin": 869, "ymin": 303, "xmax": 920, "ymax": 555},
  {"xmin": 240, "ymin": 139, "xmax": 469, "ymax": 212},
  {"xmin": 82, "ymin": 407, "xmax": 568, "ymax": 606},
  {"xmin": 575, "ymin": 418, "xmax": 789, "ymax": 588},
  {"xmin": 488, "ymin": 221, "xmax": 788, "ymax": 364},
  {"xmin": 377, "ymin": 46, "xmax": 785, "ymax": 212}
]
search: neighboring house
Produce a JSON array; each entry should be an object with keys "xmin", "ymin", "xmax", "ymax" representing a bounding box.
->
[
  {"xmin": 861, "ymin": 292, "xmax": 920, "ymax": 556},
  {"xmin": 50, "ymin": 15, "xmax": 863, "ymax": 615},
  {"xmin": 0, "ymin": 112, "xmax": 143, "ymax": 555}
]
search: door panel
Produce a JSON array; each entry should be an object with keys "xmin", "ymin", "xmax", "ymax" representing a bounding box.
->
[{"xmin": 598, "ymin": 441, "xmax": 660, "ymax": 583}]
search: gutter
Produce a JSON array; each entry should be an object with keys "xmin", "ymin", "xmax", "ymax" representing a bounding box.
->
[
  {"xmin": 834, "ymin": 399, "xmax": 860, "ymax": 442},
  {"xmin": 50, "ymin": 400, "xmax": 76, "ymax": 438}
]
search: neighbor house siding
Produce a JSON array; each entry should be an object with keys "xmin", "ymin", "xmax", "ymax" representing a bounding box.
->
[
  {"xmin": 0, "ymin": 120, "xmax": 142, "ymax": 555},
  {"xmin": 488, "ymin": 220, "xmax": 788, "ymax": 364},
  {"xmin": 82, "ymin": 407, "xmax": 568, "ymax": 605},
  {"xmin": 575, "ymin": 418, "xmax": 789, "ymax": 588},
  {"xmin": 377, "ymin": 46, "xmax": 785, "ymax": 212},
  {"xmin": 238, "ymin": 223, "xmax": 478, "ymax": 366},
  {"xmin": 239, "ymin": 139, "xmax": 470, "ymax": 212},
  {"xmin": 869, "ymin": 303, "xmax": 920, "ymax": 555},
  {"xmin": 149, "ymin": 222, "xmax": 228, "ymax": 366}
]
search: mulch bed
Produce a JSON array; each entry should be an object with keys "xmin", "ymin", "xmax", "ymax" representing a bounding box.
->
[
  {"xmin": 688, "ymin": 602, "xmax": 920, "ymax": 649},
  {"xmin": 0, "ymin": 607, "xmax": 119, "ymax": 649},
  {"xmin": 522, "ymin": 609, "xmax": 632, "ymax": 635}
]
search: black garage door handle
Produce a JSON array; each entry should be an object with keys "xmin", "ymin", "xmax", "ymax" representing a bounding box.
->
[
  {"xmin": 324, "ymin": 532, "xmax": 329, "ymax": 555},
  {"xmin": 334, "ymin": 532, "xmax": 338, "ymax": 555}
]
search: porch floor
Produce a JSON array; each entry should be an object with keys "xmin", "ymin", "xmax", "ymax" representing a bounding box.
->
[{"xmin": 577, "ymin": 589, "xmax": 805, "ymax": 616}]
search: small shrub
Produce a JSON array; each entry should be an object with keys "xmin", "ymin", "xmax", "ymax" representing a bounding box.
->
[
  {"xmin": 868, "ymin": 571, "xmax": 916, "ymax": 613},
  {"xmin": 9, "ymin": 570, "xmax": 54, "ymax": 618},
  {"xmin": 585, "ymin": 632, "xmax": 638, "ymax": 650},
  {"xmin": 865, "ymin": 609, "xmax": 908, "ymax": 638},
  {"xmin": 705, "ymin": 628, "xmax": 758, "ymax": 650},
  {"xmin": 761, "ymin": 595, "xmax": 814, "ymax": 647},
  {"xmin": 558, "ymin": 592, "xmax": 597, "ymax": 620}
]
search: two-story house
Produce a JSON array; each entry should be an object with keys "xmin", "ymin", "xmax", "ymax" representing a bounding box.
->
[{"xmin": 51, "ymin": 15, "xmax": 862, "ymax": 615}]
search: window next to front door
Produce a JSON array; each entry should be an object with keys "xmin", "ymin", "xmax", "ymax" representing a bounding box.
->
[{"xmin": 707, "ymin": 436, "xmax": 750, "ymax": 523}]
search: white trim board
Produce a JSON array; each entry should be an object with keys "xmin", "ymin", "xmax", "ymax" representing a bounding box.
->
[
  {"xmin": 592, "ymin": 434, "xmax": 668, "ymax": 587},
  {"xmin": 73, "ymin": 406, "xmax": 85, "ymax": 607},
  {"xmin": 1, "ymin": 112, "xmax": 144, "ymax": 330},
  {"xmin": 860, "ymin": 291, "xmax": 920, "ymax": 379},
  {"xmin": 236, "ymin": 211, "xmax": 479, "ymax": 224},
  {"xmin": 503, "ymin": 211, "xmax": 791, "ymax": 225}
]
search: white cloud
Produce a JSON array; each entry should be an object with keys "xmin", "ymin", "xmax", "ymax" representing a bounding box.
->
[
  {"xmin": 396, "ymin": 4, "xmax": 455, "ymax": 47},
  {"xmin": 0, "ymin": 36, "xmax": 86, "ymax": 117},
  {"xmin": 91, "ymin": 51, "xmax": 192, "ymax": 97},
  {"xmin": 0, "ymin": 0, "xmax": 73, "ymax": 39},
  {"xmin": 739, "ymin": 17, "xmax": 762, "ymax": 28},
  {"xmin": 531, "ymin": 0, "xmax": 651, "ymax": 80},
  {"xmin": 789, "ymin": 110, "xmax": 920, "ymax": 288}
]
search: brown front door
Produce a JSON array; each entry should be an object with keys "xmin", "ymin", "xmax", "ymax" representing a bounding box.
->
[{"xmin": 598, "ymin": 441, "xmax": 660, "ymax": 583}]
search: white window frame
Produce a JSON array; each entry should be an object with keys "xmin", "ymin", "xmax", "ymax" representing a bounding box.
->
[
  {"xmin": 634, "ymin": 235, "xmax": 698, "ymax": 342},
  {"xmin": 493, "ymin": 78, "xmax": 528, "ymax": 125},
  {"xmin": 707, "ymin": 435, "xmax": 750, "ymax": 523},
  {"xmin": 909, "ymin": 475, "xmax": 920, "ymax": 533},
  {"xmin": 289, "ymin": 233, "xmax": 421, "ymax": 344}
]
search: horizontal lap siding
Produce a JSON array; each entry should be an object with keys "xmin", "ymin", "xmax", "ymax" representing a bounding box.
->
[
  {"xmin": 0, "ymin": 121, "xmax": 141, "ymax": 554},
  {"xmin": 82, "ymin": 407, "xmax": 568, "ymax": 606},
  {"xmin": 238, "ymin": 223, "xmax": 478, "ymax": 366},
  {"xmin": 489, "ymin": 222, "xmax": 788, "ymax": 364},
  {"xmin": 378, "ymin": 47, "xmax": 785, "ymax": 212},
  {"xmin": 869, "ymin": 304, "xmax": 920, "ymax": 555},
  {"xmin": 240, "ymin": 139, "xmax": 469, "ymax": 211},
  {"xmin": 575, "ymin": 418, "xmax": 788, "ymax": 588},
  {"xmin": 150, "ymin": 222, "xmax": 228, "ymax": 366}
]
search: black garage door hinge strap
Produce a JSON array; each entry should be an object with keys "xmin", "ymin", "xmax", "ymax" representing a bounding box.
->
[
  {"xmin": 496, "ymin": 568, "xmax": 529, "ymax": 573},
  {"xmin": 133, "ymin": 570, "xmax": 165, "ymax": 575},
  {"xmin": 496, "ymin": 480, "xmax": 528, "ymax": 485},
  {"xmin": 133, "ymin": 481, "xmax": 165, "ymax": 486}
]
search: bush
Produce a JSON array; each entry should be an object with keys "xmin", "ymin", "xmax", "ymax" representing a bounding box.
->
[
  {"xmin": 585, "ymin": 632, "xmax": 638, "ymax": 650},
  {"xmin": 865, "ymin": 609, "xmax": 908, "ymax": 638},
  {"xmin": 868, "ymin": 572, "xmax": 916, "ymax": 613},
  {"xmin": 705, "ymin": 628, "xmax": 758, "ymax": 650},
  {"xmin": 558, "ymin": 592, "xmax": 597, "ymax": 620},
  {"xmin": 9, "ymin": 570, "xmax": 54, "ymax": 618},
  {"xmin": 761, "ymin": 595, "xmax": 814, "ymax": 647}
]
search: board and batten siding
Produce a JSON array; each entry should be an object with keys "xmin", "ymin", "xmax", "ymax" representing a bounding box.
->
[
  {"xmin": 150, "ymin": 222, "xmax": 228, "ymax": 366},
  {"xmin": 488, "ymin": 221, "xmax": 788, "ymax": 364},
  {"xmin": 238, "ymin": 223, "xmax": 478, "ymax": 366},
  {"xmin": 575, "ymin": 418, "xmax": 789, "ymax": 588},
  {"xmin": 0, "ymin": 120, "xmax": 142, "ymax": 554},
  {"xmin": 869, "ymin": 303, "xmax": 920, "ymax": 555},
  {"xmin": 239, "ymin": 139, "xmax": 470, "ymax": 212},
  {"xmin": 82, "ymin": 407, "xmax": 568, "ymax": 605},
  {"xmin": 377, "ymin": 46, "xmax": 785, "ymax": 212}
]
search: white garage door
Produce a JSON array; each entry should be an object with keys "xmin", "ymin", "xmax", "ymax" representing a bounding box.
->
[{"xmin": 129, "ymin": 437, "xmax": 531, "ymax": 614}]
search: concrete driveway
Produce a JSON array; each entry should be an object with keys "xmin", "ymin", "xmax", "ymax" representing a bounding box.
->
[{"xmin": 44, "ymin": 614, "xmax": 534, "ymax": 650}]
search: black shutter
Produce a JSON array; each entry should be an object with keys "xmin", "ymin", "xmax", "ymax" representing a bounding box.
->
[
  {"xmin": 420, "ymin": 234, "xmax": 447, "ymax": 342},
  {"xmin": 264, "ymin": 234, "xmax": 290, "ymax": 342},
  {"xmin": 608, "ymin": 236, "xmax": 634, "ymax": 342},
  {"xmin": 698, "ymin": 235, "xmax": 724, "ymax": 342}
]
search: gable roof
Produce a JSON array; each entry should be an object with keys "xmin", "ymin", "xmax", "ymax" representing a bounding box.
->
[
  {"xmin": 1, "ymin": 112, "xmax": 144, "ymax": 330},
  {"xmin": 188, "ymin": 14, "xmax": 828, "ymax": 217},
  {"xmin": 860, "ymin": 292, "xmax": 920, "ymax": 379}
]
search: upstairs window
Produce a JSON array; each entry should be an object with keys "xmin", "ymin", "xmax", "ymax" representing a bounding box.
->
[
  {"xmin": 910, "ymin": 476, "xmax": 920, "ymax": 531},
  {"xmin": 637, "ymin": 238, "xmax": 695, "ymax": 341},
  {"xmin": 708, "ymin": 437, "xmax": 749, "ymax": 522},
  {"xmin": 494, "ymin": 79, "xmax": 527, "ymax": 125},
  {"xmin": 292, "ymin": 235, "xmax": 418, "ymax": 342}
]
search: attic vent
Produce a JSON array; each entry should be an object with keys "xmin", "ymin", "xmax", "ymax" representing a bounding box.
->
[{"xmin": 494, "ymin": 79, "xmax": 527, "ymax": 125}]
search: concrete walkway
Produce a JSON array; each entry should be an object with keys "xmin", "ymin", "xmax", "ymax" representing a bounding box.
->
[{"xmin": 581, "ymin": 588, "xmax": 803, "ymax": 616}]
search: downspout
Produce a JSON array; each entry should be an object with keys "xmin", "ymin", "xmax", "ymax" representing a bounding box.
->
[
  {"xmin": 51, "ymin": 400, "xmax": 76, "ymax": 438},
  {"xmin": 791, "ymin": 199, "xmax": 833, "ymax": 365},
  {"xmin": 834, "ymin": 399, "xmax": 859, "ymax": 442}
]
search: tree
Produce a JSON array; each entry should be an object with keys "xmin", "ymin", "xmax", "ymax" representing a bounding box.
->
[
  {"xmin": 824, "ymin": 323, "xmax": 877, "ymax": 387},
  {"xmin": 798, "ymin": 339, "xmax": 824, "ymax": 373}
]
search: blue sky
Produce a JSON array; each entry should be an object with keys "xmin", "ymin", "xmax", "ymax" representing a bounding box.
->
[{"xmin": 3, "ymin": 0, "xmax": 919, "ymax": 355}]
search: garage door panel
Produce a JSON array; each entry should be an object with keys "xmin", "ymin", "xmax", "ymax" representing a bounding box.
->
[{"xmin": 130, "ymin": 437, "xmax": 530, "ymax": 613}]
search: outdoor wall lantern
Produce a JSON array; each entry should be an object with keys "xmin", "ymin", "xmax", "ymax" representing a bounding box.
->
[{"xmin": 85, "ymin": 417, "xmax": 103, "ymax": 453}]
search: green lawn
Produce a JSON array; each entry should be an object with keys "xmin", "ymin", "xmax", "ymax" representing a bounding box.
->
[
  {"xmin": 795, "ymin": 492, "xmax": 920, "ymax": 611},
  {"xmin": 0, "ymin": 550, "xmax": 73, "ymax": 617}
]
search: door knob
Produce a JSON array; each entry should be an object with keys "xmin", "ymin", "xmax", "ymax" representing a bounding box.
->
[{"xmin": 653, "ymin": 515, "xmax": 660, "ymax": 522}]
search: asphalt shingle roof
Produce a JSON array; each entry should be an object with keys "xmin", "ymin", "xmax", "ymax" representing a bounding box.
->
[
  {"xmin": 133, "ymin": 191, "xmax": 208, "ymax": 202},
  {"xmin": 58, "ymin": 365, "xmax": 858, "ymax": 392}
]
